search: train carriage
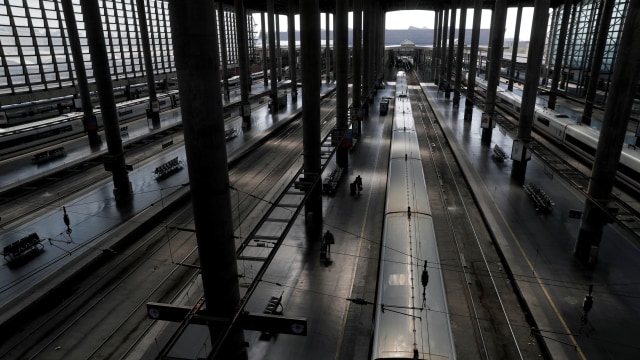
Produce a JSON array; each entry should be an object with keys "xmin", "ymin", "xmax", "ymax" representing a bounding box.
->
[{"xmin": 372, "ymin": 70, "xmax": 456, "ymax": 360}]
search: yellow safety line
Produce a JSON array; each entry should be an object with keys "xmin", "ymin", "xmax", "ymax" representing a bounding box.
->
[{"xmin": 478, "ymin": 161, "xmax": 586, "ymax": 360}]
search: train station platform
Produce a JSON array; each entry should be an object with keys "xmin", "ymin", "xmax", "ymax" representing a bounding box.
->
[
  {"xmin": 0, "ymin": 82, "xmax": 336, "ymax": 321},
  {"xmin": 421, "ymin": 81, "xmax": 640, "ymax": 359}
]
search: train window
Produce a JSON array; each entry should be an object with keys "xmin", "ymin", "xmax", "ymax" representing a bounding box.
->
[
  {"xmin": 536, "ymin": 117, "xmax": 550, "ymax": 127},
  {"xmin": 556, "ymin": 114, "xmax": 569, "ymax": 118},
  {"xmin": 565, "ymin": 134, "xmax": 596, "ymax": 156}
]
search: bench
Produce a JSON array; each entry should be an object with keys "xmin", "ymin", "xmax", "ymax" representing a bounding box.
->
[
  {"xmin": 523, "ymin": 184, "xmax": 555, "ymax": 214},
  {"xmin": 153, "ymin": 157, "xmax": 183, "ymax": 180},
  {"xmin": 322, "ymin": 167, "xmax": 343, "ymax": 195},
  {"xmin": 2, "ymin": 233, "xmax": 43, "ymax": 266},
  {"xmin": 32, "ymin": 146, "xmax": 66, "ymax": 164},
  {"xmin": 493, "ymin": 144, "xmax": 507, "ymax": 161}
]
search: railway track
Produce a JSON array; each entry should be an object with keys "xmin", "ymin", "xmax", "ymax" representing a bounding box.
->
[
  {"xmin": 0, "ymin": 95, "xmax": 338, "ymax": 360},
  {"xmin": 472, "ymin": 86, "xmax": 640, "ymax": 242},
  {"xmin": 408, "ymin": 71, "xmax": 541, "ymax": 359}
]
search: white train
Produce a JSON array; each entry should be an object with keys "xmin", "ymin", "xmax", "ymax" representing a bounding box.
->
[
  {"xmin": 0, "ymin": 91, "xmax": 179, "ymax": 158},
  {"xmin": 372, "ymin": 71, "xmax": 456, "ymax": 360},
  {"xmin": 470, "ymin": 75, "xmax": 640, "ymax": 190}
]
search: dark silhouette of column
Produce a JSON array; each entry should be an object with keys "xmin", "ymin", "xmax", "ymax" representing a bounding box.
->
[
  {"xmin": 267, "ymin": 0, "xmax": 278, "ymax": 105},
  {"xmin": 300, "ymin": 0, "xmax": 323, "ymax": 239},
  {"xmin": 167, "ymin": 1, "xmax": 246, "ymax": 358},
  {"xmin": 508, "ymin": 6, "xmax": 523, "ymax": 91},
  {"xmin": 353, "ymin": 0, "xmax": 362, "ymax": 137},
  {"xmin": 512, "ymin": 0, "xmax": 551, "ymax": 181},
  {"xmin": 582, "ymin": 0, "xmax": 615, "ymax": 126},
  {"xmin": 543, "ymin": 9, "xmax": 558, "ymax": 85},
  {"xmin": 287, "ymin": 0, "xmax": 297, "ymax": 101},
  {"xmin": 431, "ymin": 9, "xmax": 440, "ymax": 83},
  {"xmin": 234, "ymin": 0, "xmax": 251, "ymax": 128},
  {"xmin": 81, "ymin": 0, "xmax": 132, "ymax": 203},
  {"xmin": 336, "ymin": 0, "xmax": 348, "ymax": 169},
  {"xmin": 276, "ymin": 14, "xmax": 282, "ymax": 81},
  {"xmin": 481, "ymin": 0, "xmax": 507, "ymax": 144},
  {"xmin": 218, "ymin": 3, "xmax": 230, "ymax": 101},
  {"xmin": 135, "ymin": 0, "xmax": 160, "ymax": 126},
  {"xmin": 362, "ymin": 1, "xmax": 370, "ymax": 104},
  {"xmin": 453, "ymin": 2, "xmax": 467, "ymax": 107},
  {"xmin": 548, "ymin": 0, "xmax": 572, "ymax": 110},
  {"xmin": 464, "ymin": 0, "xmax": 482, "ymax": 122},
  {"xmin": 61, "ymin": 0, "xmax": 99, "ymax": 145},
  {"xmin": 447, "ymin": 2, "xmax": 457, "ymax": 83},
  {"xmin": 326, "ymin": 12, "xmax": 331, "ymax": 83},
  {"xmin": 440, "ymin": 8, "xmax": 449, "ymax": 87},
  {"xmin": 261, "ymin": 12, "xmax": 268, "ymax": 87},
  {"xmin": 575, "ymin": 0, "xmax": 640, "ymax": 265}
]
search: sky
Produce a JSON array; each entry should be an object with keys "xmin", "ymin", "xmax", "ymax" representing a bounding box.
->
[{"xmin": 253, "ymin": 7, "xmax": 537, "ymax": 42}]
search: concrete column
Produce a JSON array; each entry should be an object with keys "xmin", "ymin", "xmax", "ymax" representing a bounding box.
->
[
  {"xmin": 61, "ymin": 0, "xmax": 99, "ymax": 144},
  {"xmin": 167, "ymin": 1, "xmax": 246, "ymax": 357},
  {"xmin": 464, "ymin": 0, "xmax": 482, "ymax": 121},
  {"xmin": 336, "ymin": 0, "xmax": 348, "ymax": 169},
  {"xmin": 218, "ymin": 3, "xmax": 230, "ymax": 102},
  {"xmin": 135, "ymin": 0, "xmax": 160, "ymax": 126},
  {"xmin": 234, "ymin": 0, "xmax": 251, "ymax": 128},
  {"xmin": 299, "ymin": 0, "xmax": 323, "ymax": 239},
  {"xmin": 548, "ymin": 0, "xmax": 572, "ymax": 110},
  {"xmin": 80, "ymin": 0, "xmax": 132, "ymax": 203},
  {"xmin": 431, "ymin": 10, "xmax": 439, "ymax": 83},
  {"xmin": 481, "ymin": 0, "xmax": 507, "ymax": 144},
  {"xmin": 440, "ymin": 8, "xmax": 449, "ymax": 87},
  {"xmin": 508, "ymin": 6, "xmax": 523, "ymax": 91},
  {"xmin": 453, "ymin": 2, "xmax": 467, "ymax": 107},
  {"xmin": 362, "ymin": 1, "xmax": 370, "ymax": 103},
  {"xmin": 353, "ymin": 0, "xmax": 362, "ymax": 137},
  {"xmin": 512, "ymin": 0, "xmax": 550, "ymax": 181},
  {"xmin": 287, "ymin": 0, "xmax": 297, "ymax": 101},
  {"xmin": 562, "ymin": 4, "xmax": 578, "ymax": 90},
  {"xmin": 543, "ymin": 8, "xmax": 558, "ymax": 85},
  {"xmin": 582, "ymin": 0, "xmax": 615, "ymax": 126},
  {"xmin": 261, "ymin": 12, "xmax": 268, "ymax": 87},
  {"xmin": 276, "ymin": 14, "xmax": 282, "ymax": 81},
  {"xmin": 267, "ymin": 0, "xmax": 278, "ymax": 104},
  {"xmin": 447, "ymin": 2, "xmax": 457, "ymax": 83},
  {"xmin": 326, "ymin": 12, "xmax": 331, "ymax": 83},
  {"xmin": 575, "ymin": 1, "xmax": 640, "ymax": 265}
]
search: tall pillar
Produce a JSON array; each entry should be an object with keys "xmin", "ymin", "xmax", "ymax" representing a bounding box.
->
[
  {"xmin": 582, "ymin": 0, "xmax": 615, "ymax": 125},
  {"xmin": 431, "ymin": 10, "xmax": 440, "ymax": 83},
  {"xmin": 543, "ymin": 9, "xmax": 558, "ymax": 85},
  {"xmin": 135, "ymin": 0, "xmax": 160, "ymax": 126},
  {"xmin": 234, "ymin": 0, "xmax": 251, "ymax": 128},
  {"xmin": 353, "ymin": 0, "xmax": 362, "ymax": 137},
  {"xmin": 326, "ymin": 12, "xmax": 331, "ymax": 83},
  {"xmin": 61, "ymin": 0, "xmax": 99, "ymax": 145},
  {"xmin": 508, "ymin": 6, "xmax": 523, "ymax": 91},
  {"xmin": 167, "ymin": 1, "xmax": 246, "ymax": 357},
  {"xmin": 300, "ymin": 0, "xmax": 323, "ymax": 239},
  {"xmin": 548, "ymin": 0, "xmax": 572, "ymax": 110},
  {"xmin": 336, "ymin": 0, "xmax": 348, "ymax": 169},
  {"xmin": 447, "ymin": 2, "xmax": 457, "ymax": 83},
  {"xmin": 575, "ymin": 1, "xmax": 640, "ymax": 265},
  {"xmin": 81, "ymin": 0, "xmax": 132, "ymax": 203},
  {"xmin": 287, "ymin": 0, "xmax": 297, "ymax": 101},
  {"xmin": 261, "ymin": 12, "xmax": 268, "ymax": 87},
  {"xmin": 276, "ymin": 14, "xmax": 282, "ymax": 81},
  {"xmin": 218, "ymin": 3, "xmax": 230, "ymax": 101},
  {"xmin": 512, "ymin": 0, "xmax": 550, "ymax": 181},
  {"xmin": 464, "ymin": 0, "xmax": 482, "ymax": 121},
  {"xmin": 481, "ymin": 0, "xmax": 507, "ymax": 144},
  {"xmin": 267, "ymin": 0, "xmax": 278, "ymax": 105},
  {"xmin": 453, "ymin": 2, "xmax": 467, "ymax": 107},
  {"xmin": 362, "ymin": 1, "xmax": 370, "ymax": 103},
  {"xmin": 440, "ymin": 8, "xmax": 449, "ymax": 87}
]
